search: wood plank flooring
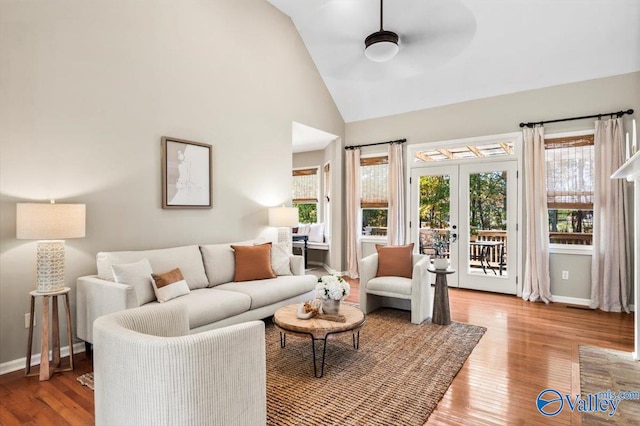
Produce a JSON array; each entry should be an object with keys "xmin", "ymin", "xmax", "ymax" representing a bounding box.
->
[{"xmin": 0, "ymin": 285, "xmax": 634, "ymax": 425}]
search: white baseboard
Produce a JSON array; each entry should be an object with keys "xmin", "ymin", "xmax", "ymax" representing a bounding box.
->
[
  {"xmin": 0, "ymin": 342, "xmax": 86, "ymax": 376},
  {"xmin": 552, "ymin": 295, "xmax": 636, "ymax": 312},
  {"xmin": 552, "ymin": 295, "xmax": 590, "ymax": 306},
  {"xmin": 306, "ymin": 261, "xmax": 347, "ymax": 276}
]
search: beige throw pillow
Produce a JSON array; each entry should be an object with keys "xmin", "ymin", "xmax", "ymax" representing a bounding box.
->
[
  {"xmin": 308, "ymin": 223, "xmax": 324, "ymax": 243},
  {"xmin": 111, "ymin": 258, "xmax": 156, "ymax": 305},
  {"xmin": 375, "ymin": 243, "xmax": 414, "ymax": 279},
  {"xmin": 262, "ymin": 241, "xmax": 291, "ymax": 276},
  {"xmin": 150, "ymin": 268, "xmax": 191, "ymax": 303},
  {"xmin": 231, "ymin": 243, "xmax": 277, "ymax": 282},
  {"xmin": 253, "ymin": 243, "xmax": 292, "ymax": 276}
]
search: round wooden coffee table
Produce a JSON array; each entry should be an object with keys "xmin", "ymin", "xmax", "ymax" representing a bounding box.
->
[{"xmin": 273, "ymin": 303, "xmax": 365, "ymax": 378}]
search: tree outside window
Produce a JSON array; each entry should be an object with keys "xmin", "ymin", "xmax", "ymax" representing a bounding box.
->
[
  {"xmin": 545, "ymin": 134, "xmax": 594, "ymax": 245},
  {"xmin": 361, "ymin": 156, "xmax": 388, "ymax": 236},
  {"xmin": 292, "ymin": 167, "xmax": 319, "ymax": 223}
]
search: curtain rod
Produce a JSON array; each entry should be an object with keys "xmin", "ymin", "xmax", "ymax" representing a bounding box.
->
[
  {"xmin": 344, "ymin": 138, "xmax": 406, "ymax": 150},
  {"xmin": 519, "ymin": 109, "xmax": 633, "ymax": 128}
]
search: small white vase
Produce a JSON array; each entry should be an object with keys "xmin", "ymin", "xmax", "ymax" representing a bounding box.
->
[
  {"xmin": 322, "ymin": 298, "xmax": 341, "ymax": 314},
  {"xmin": 433, "ymin": 258, "xmax": 449, "ymax": 270}
]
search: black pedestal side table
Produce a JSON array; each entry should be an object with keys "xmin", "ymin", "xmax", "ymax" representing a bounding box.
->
[{"xmin": 427, "ymin": 266, "xmax": 455, "ymax": 325}]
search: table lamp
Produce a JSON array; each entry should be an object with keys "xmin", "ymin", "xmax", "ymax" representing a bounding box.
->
[
  {"xmin": 268, "ymin": 206, "xmax": 299, "ymax": 253},
  {"xmin": 17, "ymin": 201, "xmax": 86, "ymax": 293}
]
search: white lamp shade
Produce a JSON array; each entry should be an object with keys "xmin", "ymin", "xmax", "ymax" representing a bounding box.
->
[
  {"xmin": 365, "ymin": 40, "xmax": 399, "ymax": 62},
  {"xmin": 268, "ymin": 207, "xmax": 299, "ymax": 227},
  {"xmin": 17, "ymin": 203, "xmax": 86, "ymax": 240}
]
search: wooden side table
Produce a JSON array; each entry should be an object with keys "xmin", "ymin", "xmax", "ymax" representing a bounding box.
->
[
  {"xmin": 427, "ymin": 266, "xmax": 455, "ymax": 325},
  {"xmin": 26, "ymin": 287, "xmax": 74, "ymax": 380}
]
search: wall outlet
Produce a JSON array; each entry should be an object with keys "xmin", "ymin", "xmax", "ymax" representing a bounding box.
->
[
  {"xmin": 24, "ymin": 313, "xmax": 34, "ymax": 328},
  {"xmin": 562, "ymin": 270, "xmax": 569, "ymax": 280}
]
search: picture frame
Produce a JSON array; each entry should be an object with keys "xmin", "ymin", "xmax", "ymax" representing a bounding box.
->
[{"xmin": 161, "ymin": 136, "xmax": 213, "ymax": 209}]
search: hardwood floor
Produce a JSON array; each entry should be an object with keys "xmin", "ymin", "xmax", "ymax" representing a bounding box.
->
[{"xmin": 0, "ymin": 286, "xmax": 633, "ymax": 425}]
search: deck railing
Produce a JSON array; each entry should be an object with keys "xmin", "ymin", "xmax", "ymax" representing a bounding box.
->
[{"xmin": 419, "ymin": 228, "xmax": 592, "ymax": 271}]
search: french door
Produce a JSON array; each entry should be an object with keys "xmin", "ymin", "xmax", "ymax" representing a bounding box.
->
[{"xmin": 410, "ymin": 160, "xmax": 518, "ymax": 294}]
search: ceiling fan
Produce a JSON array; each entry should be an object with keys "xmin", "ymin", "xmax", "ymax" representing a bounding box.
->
[
  {"xmin": 364, "ymin": 0, "xmax": 399, "ymax": 62},
  {"xmin": 296, "ymin": 0, "xmax": 477, "ymax": 81}
]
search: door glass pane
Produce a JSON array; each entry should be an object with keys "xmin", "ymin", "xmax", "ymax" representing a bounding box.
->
[
  {"xmin": 419, "ymin": 175, "xmax": 450, "ymax": 261},
  {"xmin": 468, "ymin": 171, "xmax": 508, "ymax": 276}
]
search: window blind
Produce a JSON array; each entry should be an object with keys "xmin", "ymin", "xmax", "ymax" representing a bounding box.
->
[
  {"xmin": 545, "ymin": 135, "xmax": 594, "ymax": 209},
  {"xmin": 292, "ymin": 168, "xmax": 319, "ymax": 203},
  {"xmin": 360, "ymin": 156, "xmax": 388, "ymax": 208}
]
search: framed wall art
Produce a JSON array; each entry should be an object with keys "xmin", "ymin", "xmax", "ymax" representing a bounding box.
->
[{"xmin": 161, "ymin": 136, "xmax": 213, "ymax": 209}]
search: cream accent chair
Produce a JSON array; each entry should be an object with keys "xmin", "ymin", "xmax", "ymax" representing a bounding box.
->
[
  {"xmin": 93, "ymin": 303, "xmax": 266, "ymax": 426},
  {"xmin": 359, "ymin": 253, "xmax": 432, "ymax": 324}
]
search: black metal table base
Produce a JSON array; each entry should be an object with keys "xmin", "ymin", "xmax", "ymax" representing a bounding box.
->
[{"xmin": 280, "ymin": 330, "xmax": 361, "ymax": 378}]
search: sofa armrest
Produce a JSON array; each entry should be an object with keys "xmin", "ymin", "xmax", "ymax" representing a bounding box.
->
[
  {"xmin": 94, "ymin": 308, "xmax": 266, "ymax": 426},
  {"xmin": 289, "ymin": 254, "xmax": 305, "ymax": 275},
  {"xmin": 76, "ymin": 275, "xmax": 139, "ymax": 344},
  {"xmin": 411, "ymin": 255, "xmax": 432, "ymax": 319},
  {"xmin": 358, "ymin": 253, "xmax": 379, "ymax": 311}
]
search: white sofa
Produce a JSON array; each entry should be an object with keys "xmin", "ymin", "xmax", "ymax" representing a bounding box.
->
[
  {"xmin": 93, "ymin": 303, "xmax": 266, "ymax": 426},
  {"xmin": 77, "ymin": 241, "xmax": 317, "ymax": 346}
]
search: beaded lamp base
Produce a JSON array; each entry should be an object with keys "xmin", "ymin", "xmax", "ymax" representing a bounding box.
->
[{"xmin": 36, "ymin": 240, "xmax": 65, "ymax": 293}]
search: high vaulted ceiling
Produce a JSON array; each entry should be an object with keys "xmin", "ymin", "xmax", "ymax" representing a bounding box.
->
[{"xmin": 267, "ymin": 0, "xmax": 640, "ymax": 123}]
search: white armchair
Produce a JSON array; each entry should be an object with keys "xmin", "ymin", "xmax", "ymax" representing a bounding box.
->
[
  {"xmin": 93, "ymin": 304, "xmax": 266, "ymax": 426},
  {"xmin": 359, "ymin": 253, "xmax": 432, "ymax": 324}
]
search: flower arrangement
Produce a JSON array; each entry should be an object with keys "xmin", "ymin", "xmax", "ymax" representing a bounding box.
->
[
  {"xmin": 432, "ymin": 232, "xmax": 450, "ymax": 259},
  {"xmin": 315, "ymin": 275, "xmax": 350, "ymax": 301}
]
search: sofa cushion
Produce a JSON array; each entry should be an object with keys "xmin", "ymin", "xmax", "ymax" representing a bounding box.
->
[
  {"xmin": 216, "ymin": 275, "xmax": 316, "ymax": 310},
  {"xmin": 111, "ymin": 258, "xmax": 156, "ymax": 305},
  {"xmin": 147, "ymin": 288, "xmax": 252, "ymax": 329},
  {"xmin": 151, "ymin": 268, "xmax": 191, "ymax": 303},
  {"xmin": 366, "ymin": 276, "xmax": 412, "ymax": 296},
  {"xmin": 97, "ymin": 245, "xmax": 208, "ymax": 290},
  {"xmin": 200, "ymin": 240, "xmax": 253, "ymax": 287}
]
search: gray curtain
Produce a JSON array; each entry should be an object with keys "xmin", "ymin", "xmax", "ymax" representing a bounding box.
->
[
  {"xmin": 590, "ymin": 118, "xmax": 629, "ymax": 312},
  {"xmin": 346, "ymin": 148, "xmax": 361, "ymax": 278},
  {"xmin": 387, "ymin": 142, "xmax": 405, "ymax": 246},
  {"xmin": 522, "ymin": 126, "xmax": 552, "ymax": 303}
]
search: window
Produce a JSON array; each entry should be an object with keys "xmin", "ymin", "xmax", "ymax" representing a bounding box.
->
[
  {"xmin": 413, "ymin": 141, "xmax": 515, "ymax": 163},
  {"xmin": 323, "ymin": 162, "xmax": 330, "ymax": 234},
  {"xmin": 545, "ymin": 134, "xmax": 594, "ymax": 246},
  {"xmin": 292, "ymin": 168, "xmax": 318, "ymax": 223},
  {"xmin": 361, "ymin": 156, "xmax": 388, "ymax": 236}
]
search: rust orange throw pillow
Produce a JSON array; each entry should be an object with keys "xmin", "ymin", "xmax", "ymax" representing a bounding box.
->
[
  {"xmin": 375, "ymin": 243, "xmax": 414, "ymax": 278},
  {"xmin": 231, "ymin": 243, "xmax": 277, "ymax": 282}
]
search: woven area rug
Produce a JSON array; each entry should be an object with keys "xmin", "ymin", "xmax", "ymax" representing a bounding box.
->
[
  {"xmin": 266, "ymin": 308, "xmax": 485, "ymax": 425},
  {"xmin": 77, "ymin": 372, "xmax": 94, "ymax": 390},
  {"xmin": 579, "ymin": 346, "xmax": 640, "ymax": 425}
]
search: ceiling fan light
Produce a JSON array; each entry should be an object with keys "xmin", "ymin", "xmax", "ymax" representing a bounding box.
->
[{"xmin": 364, "ymin": 30, "xmax": 399, "ymax": 62}]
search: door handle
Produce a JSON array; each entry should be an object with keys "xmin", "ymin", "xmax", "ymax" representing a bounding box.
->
[{"xmin": 451, "ymin": 233, "xmax": 457, "ymax": 243}]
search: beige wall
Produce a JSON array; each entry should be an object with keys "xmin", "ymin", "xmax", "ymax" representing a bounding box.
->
[
  {"xmin": 347, "ymin": 72, "xmax": 639, "ymax": 300},
  {"xmin": 0, "ymin": 0, "xmax": 344, "ymax": 365}
]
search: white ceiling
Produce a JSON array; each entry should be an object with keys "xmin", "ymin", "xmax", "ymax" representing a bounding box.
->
[{"xmin": 268, "ymin": 0, "xmax": 640, "ymax": 123}]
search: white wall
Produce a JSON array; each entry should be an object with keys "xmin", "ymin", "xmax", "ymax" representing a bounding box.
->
[
  {"xmin": 347, "ymin": 72, "xmax": 639, "ymax": 300},
  {"xmin": 0, "ymin": 0, "xmax": 344, "ymax": 364}
]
